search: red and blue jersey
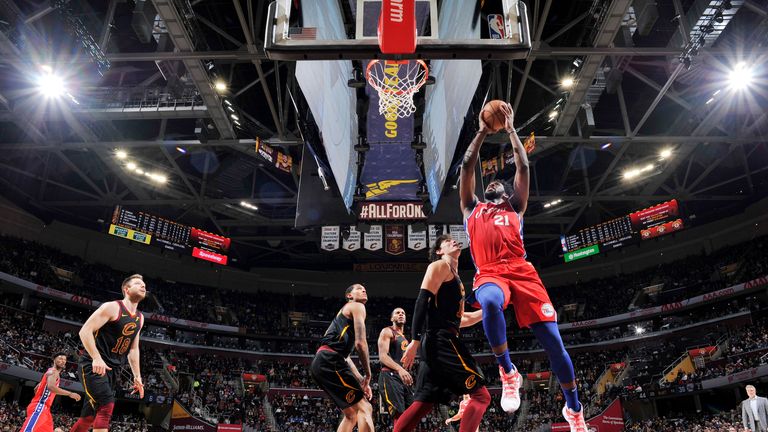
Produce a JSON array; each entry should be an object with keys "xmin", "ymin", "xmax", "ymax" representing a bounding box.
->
[
  {"xmin": 21, "ymin": 368, "xmax": 58, "ymax": 431},
  {"xmin": 465, "ymin": 200, "xmax": 526, "ymax": 269}
]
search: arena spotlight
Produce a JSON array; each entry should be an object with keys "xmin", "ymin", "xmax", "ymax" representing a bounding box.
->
[
  {"xmin": 561, "ymin": 77, "xmax": 575, "ymax": 89},
  {"xmin": 115, "ymin": 150, "xmax": 127, "ymax": 159},
  {"xmin": 214, "ymin": 81, "xmax": 227, "ymax": 92},
  {"xmin": 548, "ymin": 110, "xmax": 559, "ymax": 120},
  {"xmin": 126, "ymin": 162, "xmax": 137, "ymax": 170},
  {"xmin": 230, "ymin": 114, "xmax": 239, "ymax": 121},
  {"xmin": 729, "ymin": 62, "xmax": 754, "ymax": 90},
  {"xmin": 623, "ymin": 163, "xmax": 655, "ymax": 180},
  {"xmin": 36, "ymin": 69, "xmax": 66, "ymax": 98},
  {"xmin": 659, "ymin": 148, "xmax": 672, "ymax": 159},
  {"xmin": 634, "ymin": 326, "xmax": 646, "ymax": 335}
]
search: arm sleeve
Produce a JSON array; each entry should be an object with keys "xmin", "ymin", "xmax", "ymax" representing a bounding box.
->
[{"xmin": 411, "ymin": 289, "xmax": 434, "ymax": 341}]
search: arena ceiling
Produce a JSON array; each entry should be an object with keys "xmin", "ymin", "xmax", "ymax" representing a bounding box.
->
[{"xmin": 0, "ymin": 0, "xmax": 767, "ymax": 270}]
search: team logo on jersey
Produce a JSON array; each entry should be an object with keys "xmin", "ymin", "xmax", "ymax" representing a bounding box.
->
[
  {"xmin": 121, "ymin": 322, "xmax": 138, "ymax": 336},
  {"xmin": 465, "ymin": 375, "xmax": 477, "ymax": 389},
  {"xmin": 401, "ymin": 340, "xmax": 408, "ymax": 351},
  {"xmin": 541, "ymin": 303, "xmax": 555, "ymax": 318},
  {"xmin": 345, "ymin": 390, "xmax": 356, "ymax": 403}
]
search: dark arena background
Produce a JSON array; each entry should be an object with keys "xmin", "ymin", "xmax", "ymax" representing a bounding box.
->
[{"xmin": 1, "ymin": 0, "xmax": 768, "ymax": 431}]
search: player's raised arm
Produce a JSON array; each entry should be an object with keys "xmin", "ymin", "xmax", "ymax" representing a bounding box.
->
[
  {"xmin": 79, "ymin": 302, "xmax": 119, "ymax": 376},
  {"xmin": 503, "ymin": 103, "xmax": 530, "ymax": 215},
  {"xmin": 460, "ymin": 113, "xmax": 490, "ymax": 218}
]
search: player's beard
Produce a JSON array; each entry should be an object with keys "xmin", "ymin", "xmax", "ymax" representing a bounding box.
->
[{"xmin": 484, "ymin": 189, "xmax": 502, "ymax": 200}]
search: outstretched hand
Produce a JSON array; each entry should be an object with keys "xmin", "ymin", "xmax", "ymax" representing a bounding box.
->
[{"xmin": 503, "ymin": 102, "xmax": 515, "ymax": 133}]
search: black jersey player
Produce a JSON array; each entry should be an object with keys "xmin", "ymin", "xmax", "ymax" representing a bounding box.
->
[
  {"xmin": 70, "ymin": 274, "xmax": 145, "ymax": 432},
  {"xmin": 377, "ymin": 307, "xmax": 414, "ymax": 422},
  {"xmin": 396, "ymin": 235, "xmax": 488, "ymax": 432},
  {"xmin": 310, "ymin": 284, "xmax": 374, "ymax": 432}
]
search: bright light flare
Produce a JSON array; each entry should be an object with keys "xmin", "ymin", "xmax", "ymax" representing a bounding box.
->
[
  {"xmin": 126, "ymin": 162, "xmax": 137, "ymax": 170},
  {"xmin": 214, "ymin": 81, "xmax": 227, "ymax": 92},
  {"xmin": 561, "ymin": 77, "xmax": 575, "ymax": 89},
  {"xmin": 115, "ymin": 150, "xmax": 127, "ymax": 159},
  {"xmin": 37, "ymin": 72, "xmax": 66, "ymax": 98},
  {"xmin": 660, "ymin": 148, "xmax": 672, "ymax": 159},
  {"xmin": 240, "ymin": 201, "xmax": 258, "ymax": 211},
  {"xmin": 729, "ymin": 62, "xmax": 754, "ymax": 90},
  {"xmin": 623, "ymin": 163, "xmax": 655, "ymax": 180}
]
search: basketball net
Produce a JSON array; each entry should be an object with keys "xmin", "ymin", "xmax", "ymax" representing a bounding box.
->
[{"xmin": 366, "ymin": 60, "xmax": 428, "ymax": 119}]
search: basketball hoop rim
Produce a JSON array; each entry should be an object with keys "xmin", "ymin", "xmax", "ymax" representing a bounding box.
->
[{"xmin": 365, "ymin": 59, "xmax": 429, "ymax": 96}]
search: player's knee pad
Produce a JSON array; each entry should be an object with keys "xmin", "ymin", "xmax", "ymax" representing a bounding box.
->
[
  {"xmin": 470, "ymin": 386, "xmax": 491, "ymax": 406},
  {"xmin": 93, "ymin": 402, "xmax": 114, "ymax": 429}
]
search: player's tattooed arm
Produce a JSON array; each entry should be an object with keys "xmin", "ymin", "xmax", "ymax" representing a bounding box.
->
[
  {"xmin": 459, "ymin": 114, "xmax": 489, "ymax": 218},
  {"xmin": 503, "ymin": 103, "xmax": 530, "ymax": 214}
]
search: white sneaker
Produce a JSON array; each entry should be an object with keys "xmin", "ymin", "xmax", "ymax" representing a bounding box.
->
[
  {"xmin": 499, "ymin": 365, "xmax": 522, "ymax": 413},
  {"xmin": 562, "ymin": 405, "xmax": 588, "ymax": 432}
]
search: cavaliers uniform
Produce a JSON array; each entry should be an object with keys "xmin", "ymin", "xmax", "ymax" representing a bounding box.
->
[
  {"xmin": 310, "ymin": 307, "xmax": 365, "ymax": 409},
  {"xmin": 378, "ymin": 326, "xmax": 413, "ymax": 416},
  {"xmin": 78, "ymin": 300, "xmax": 143, "ymax": 419},
  {"xmin": 465, "ymin": 200, "xmax": 557, "ymax": 328},
  {"xmin": 413, "ymin": 276, "xmax": 485, "ymax": 404},
  {"xmin": 19, "ymin": 368, "xmax": 59, "ymax": 431}
]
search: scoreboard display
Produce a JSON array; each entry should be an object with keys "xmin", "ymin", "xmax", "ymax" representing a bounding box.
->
[
  {"xmin": 561, "ymin": 200, "xmax": 683, "ymax": 262},
  {"xmin": 108, "ymin": 206, "xmax": 230, "ymax": 265}
]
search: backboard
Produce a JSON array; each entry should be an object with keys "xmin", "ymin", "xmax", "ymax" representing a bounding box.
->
[{"xmin": 264, "ymin": 0, "xmax": 531, "ymax": 60}]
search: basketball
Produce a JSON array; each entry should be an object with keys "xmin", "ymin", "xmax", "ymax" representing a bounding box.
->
[{"xmin": 481, "ymin": 100, "xmax": 510, "ymax": 133}]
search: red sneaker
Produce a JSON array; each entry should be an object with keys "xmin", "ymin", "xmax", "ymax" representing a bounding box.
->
[{"xmin": 562, "ymin": 405, "xmax": 588, "ymax": 432}]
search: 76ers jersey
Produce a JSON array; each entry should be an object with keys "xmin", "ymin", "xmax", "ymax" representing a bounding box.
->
[
  {"xmin": 28, "ymin": 368, "xmax": 58, "ymax": 412},
  {"xmin": 465, "ymin": 201, "xmax": 526, "ymax": 268}
]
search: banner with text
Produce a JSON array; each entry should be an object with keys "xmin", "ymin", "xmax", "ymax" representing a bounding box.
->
[
  {"xmin": 408, "ymin": 225, "xmax": 428, "ymax": 250},
  {"xmin": 342, "ymin": 227, "xmax": 361, "ymax": 251},
  {"xmin": 364, "ymin": 225, "xmax": 383, "ymax": 251},
  {"xmin": 385, "ymin": 225, "xmax": 406, "ymax": 255},
  {"xmin": 428, "ymin": 225, "xmax": 447, "ymax": 247},
  {"xmin": 449, "ymin": 225, "xmax": 469, "ymax": 249},
  {"xmin": 358, "ymin": 202, "xmax": 427, "ymax": 220},
  {"xmin": 321, "ymin": 226, "xmax": 340, "ymax": 251}
]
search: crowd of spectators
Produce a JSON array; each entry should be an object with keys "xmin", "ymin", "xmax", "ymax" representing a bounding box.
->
[
  {"xmin": 625, "ymin": 409, "xmax": 741, "ymax": 431},
  {"xmin": 0, "ymin": 233, "xmax": 765, "ymax": 341}
]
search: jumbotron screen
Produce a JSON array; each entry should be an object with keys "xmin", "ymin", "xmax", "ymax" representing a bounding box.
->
[
  {"xmin": 561, "ymin": 200, "xmax": 684, "ymax": 262},
  {"xmin": 108, "ymin": 206, "xmax": 230, "ymax": 265}
]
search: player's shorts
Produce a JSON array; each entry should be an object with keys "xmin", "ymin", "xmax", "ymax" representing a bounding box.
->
[
  {"xmin": 310, "ymin": 348, "xmax": 365, "ymax": 410},
  {"xmin": 78, "ymin": 360, "xmax": 117, "ymax": 418},
  {"xmin": 413, "ymin": 329, "xmax": 486, "ymax": 404},
  {"xmin": 20, "ymin": 404, "xmax": 53, "ymax": 432},
  {"xmin": 378, "ymin": 368, "xmax": 413, "ymax": 416},
  {"xmin": 470, "ymin": 258, "xmax": 557, "ymax": 328}
]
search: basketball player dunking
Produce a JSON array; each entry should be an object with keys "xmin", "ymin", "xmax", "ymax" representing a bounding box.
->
[
  {"xmin": 20, "ymin": 352, "xmax": 81, "ymax": 432},
  {"xmin": 460, "ymin": 103, "xmax": 587, "ymax": 430},
  {"xmin": 377, "ymin": 307, "xmax": 414, "ymax": 423},
  {"xmin": 310, "ymin": 284, "xmax": 374, "ymax": 432},
  {"xmin": 395, "ymin": 235, "xmax": 488, "ymax": 432},
  {"xmin": 70, "ymin": 274, "xmax": 146, "ymax": 432}
]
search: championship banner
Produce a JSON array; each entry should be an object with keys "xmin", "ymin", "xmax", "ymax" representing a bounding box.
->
[
  {"xmin": 552, "ymin": 398, "xmax": 624, "ymax": 431},
  {"xmin": 171, "ymin": 400, "xmax": 217, "ymax": 432},
  {"xmin": 449, "ymin": 225, "xmax": 469, "ymax": 249},
  {"xmin": 407, "ymin": 225, "xmax": 428, "ymax": 250},
  {"xmin": 428, "ymin": 225, "xmax": 447, "ymax": 247},
  {"xmin": 342, "ymin": 227, "xmax": 362, "ymax": 251},
  {"xmin": 385, "ymin": 225, "xmax": 406, "ymax": 255},
  {"xmin": 364, "ymin": 225, "xmax": 383, "ymax": 251},
  {"xmin": 320, "ymin": 226, "xmax": 340, "ymax": 251},
  {"xmin": 480, "ymin": 133, "xmax": 536, "ymax": 179},
  {"xmin": 353, "ymin": 262, "xmax": 428, "ymax": 272},
  {"xmin": 255, "ymin": 137, "xmax": 293, "ymax": 174}
]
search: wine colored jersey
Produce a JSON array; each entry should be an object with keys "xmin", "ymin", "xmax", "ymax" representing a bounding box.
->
[
  {"xmin": 83, "ymin": 300, "xmax": 143, "ymax": 369},
  {"xmin": 465, "ymin": 200, "xmax": 526, "ymax": 268},
  {"xmin": 385, "ymin": 326, "xmax": 408, "ymax": 368}
]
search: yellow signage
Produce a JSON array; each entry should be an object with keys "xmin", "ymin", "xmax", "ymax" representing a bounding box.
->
[{"xmin": 108, "ymin": 224, "xmax": 152, "ymax": 245}]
